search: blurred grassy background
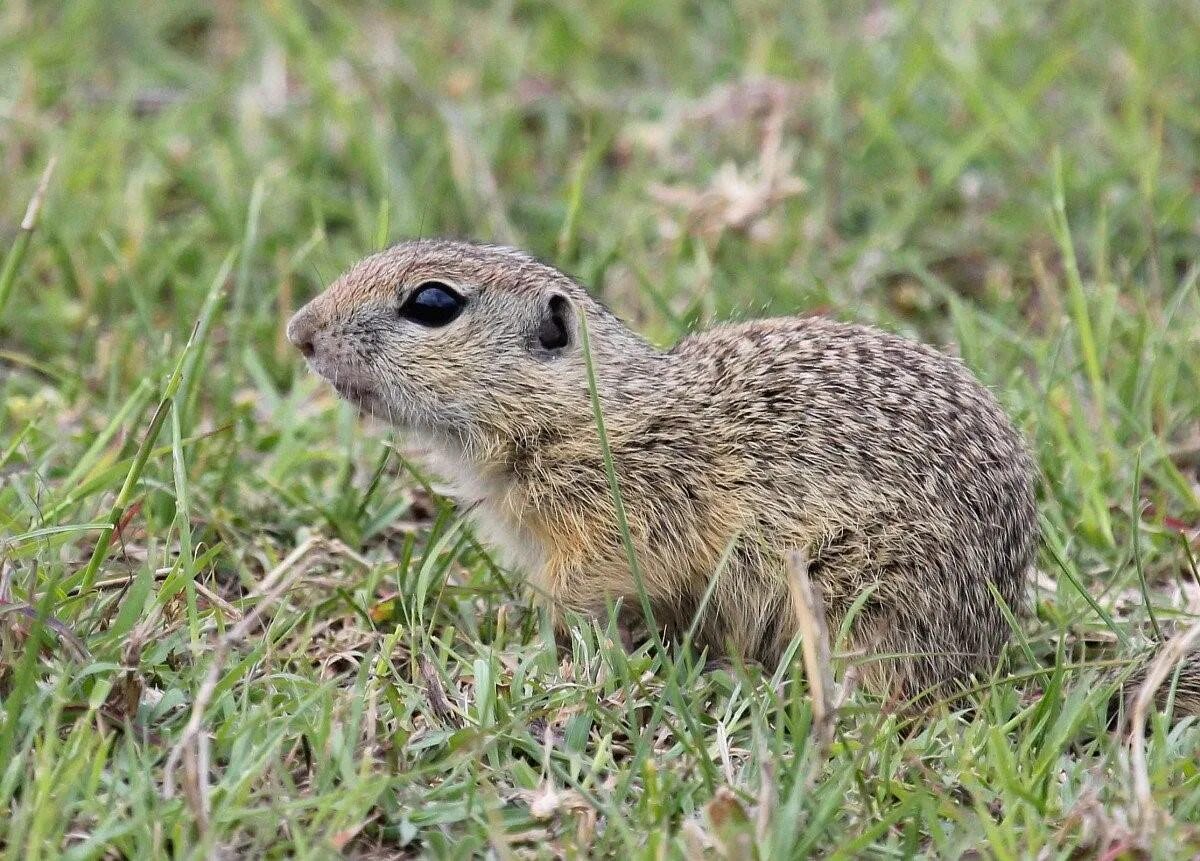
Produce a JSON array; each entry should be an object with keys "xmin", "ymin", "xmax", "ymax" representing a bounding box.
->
[{"xmin": 2, "ymin": 0, "xmax": 1199, "ymax": 856}]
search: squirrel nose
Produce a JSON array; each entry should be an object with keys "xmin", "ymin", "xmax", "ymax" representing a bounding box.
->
[{"xmin": 286, "ymin": 308, "xmax": 318, "ymax": 358}]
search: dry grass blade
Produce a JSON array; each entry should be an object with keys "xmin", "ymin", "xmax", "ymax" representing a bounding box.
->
[
  {"xmin": 19, "ymin": 158, "xmax": 57, "ymax": 232},
  {"xmin": 0, "ymin": 156, "xmax": 57, "ymax": 318},
  {"xmin": 786, "ymin": 549, "xmax": 835, "ymax": 767},
  {"xmin": 1129, "ymin": 618, "xmax": 1200, "ymax": 833},
  {"xmin": 192, "ymin": 580, "xmax": 243, "ymax": 621}
]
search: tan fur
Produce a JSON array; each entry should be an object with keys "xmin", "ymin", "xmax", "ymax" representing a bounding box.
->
[{"xmin": 288, "ymin": 239, "xmax": 1199, "ymax": 712}]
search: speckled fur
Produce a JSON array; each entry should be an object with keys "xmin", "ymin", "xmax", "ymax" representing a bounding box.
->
[{"xmin": 288, "ymin": 239, "xmax": 1198, "ymax": 711}]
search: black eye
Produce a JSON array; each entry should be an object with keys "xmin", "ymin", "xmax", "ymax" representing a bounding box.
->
[{"xmin": 399, "ymin": 281, "xmax": 465, "ymax": 327}]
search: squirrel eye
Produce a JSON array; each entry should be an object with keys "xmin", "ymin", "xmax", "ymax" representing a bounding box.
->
[{"xmin": 399, "ymin": 281, "xmax": 465, "ymax": 327}]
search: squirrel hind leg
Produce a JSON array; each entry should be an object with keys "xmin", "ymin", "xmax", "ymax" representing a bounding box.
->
[{"xmin": 549, "ymin": 595, "xmax": 676, "ymax": 656}]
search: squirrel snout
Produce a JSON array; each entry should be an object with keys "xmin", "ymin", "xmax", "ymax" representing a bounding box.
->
[{"xmin": 286, "ymin": 307, "xmax": 319, "ymax": 358}]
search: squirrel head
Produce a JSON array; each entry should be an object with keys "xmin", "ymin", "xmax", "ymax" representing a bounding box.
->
[{"xmin": 287, "ymin": 239, "xmax": 655, "ymax": 447}]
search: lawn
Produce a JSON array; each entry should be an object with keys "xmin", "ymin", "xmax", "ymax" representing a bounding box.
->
[{"xmin": 2, "ymin": 0, "xmax": 1200, "ymax": 857}]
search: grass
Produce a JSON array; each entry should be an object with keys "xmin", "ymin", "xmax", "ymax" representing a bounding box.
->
[{"xmin": 2, "ymin": 0, "xmax": 1200, "ymax": 856}]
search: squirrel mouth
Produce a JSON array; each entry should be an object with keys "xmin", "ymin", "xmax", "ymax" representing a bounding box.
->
[{"xmin": 331, "ymin": 379, "xmax": 375, "ymax": 403}]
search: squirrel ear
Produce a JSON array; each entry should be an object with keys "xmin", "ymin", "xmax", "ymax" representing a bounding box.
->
[{"xmin": 537, "ymin": 293, "xmax": 574, "ymax": 352}]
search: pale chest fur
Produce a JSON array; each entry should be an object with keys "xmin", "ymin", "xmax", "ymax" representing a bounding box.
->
[{"xmin": 404, "ymin": 433, "xmax": 549, "ymax": 576}]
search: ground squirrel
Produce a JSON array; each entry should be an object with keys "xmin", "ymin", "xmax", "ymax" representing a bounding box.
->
[{"xmin": 288, "ymin": 239, "xmax": 1197, "ymax": 713}]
